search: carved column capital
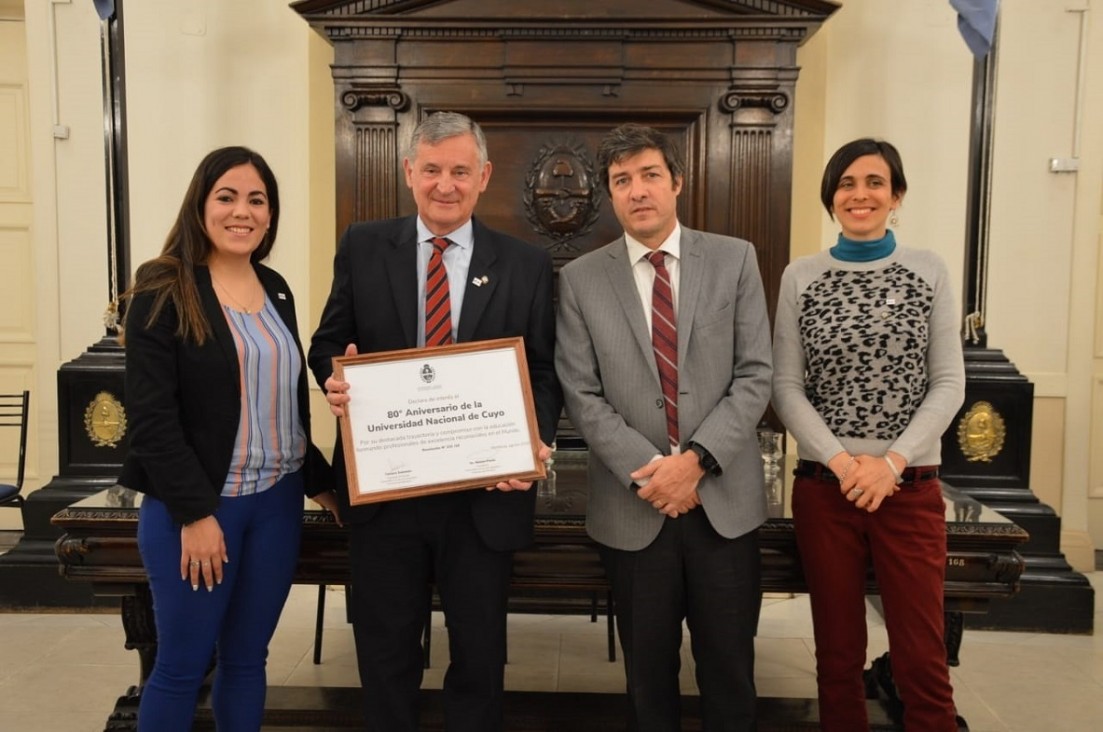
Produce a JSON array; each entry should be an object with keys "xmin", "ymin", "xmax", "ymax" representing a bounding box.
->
[
  {"xmin": 719, "ymin": 89, "xmax": 789, "ymax": 114},
  {"xmin": 341, "ymin": 86, "xmax": 410, "ymax": 112}
]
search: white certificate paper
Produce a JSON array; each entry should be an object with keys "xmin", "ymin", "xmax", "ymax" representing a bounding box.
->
[{"xmin": 334, "ymin": 338, "xmax": 545, "ymax": 505}]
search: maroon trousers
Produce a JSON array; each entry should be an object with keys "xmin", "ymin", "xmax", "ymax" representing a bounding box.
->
[{"xmin": 792, "ymin": 473, "xmax": 958, "ymax": 731}]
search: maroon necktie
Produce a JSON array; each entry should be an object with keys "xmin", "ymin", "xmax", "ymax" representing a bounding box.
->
[
  {"xmin": 424, "ymin": 237, "xmax": 453, "ymax": 347},
  {"xmin": 648, "ymin": 251, "xmax": 679, "ymax": 448}
]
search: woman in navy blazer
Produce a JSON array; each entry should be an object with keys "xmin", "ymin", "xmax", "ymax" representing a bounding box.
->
[{"xmin": 119, "ymin": 147, "xmax": 336, "ymax": 732}]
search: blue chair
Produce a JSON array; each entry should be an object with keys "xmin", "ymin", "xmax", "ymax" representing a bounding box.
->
[{"xmin": 0, "ymin": 391, "xmax": 30, "ymax": 515}]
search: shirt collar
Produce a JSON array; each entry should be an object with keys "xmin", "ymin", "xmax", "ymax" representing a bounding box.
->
[
  {"xmin": 416, "ymin": 217, "xmax": 474, "ymax": 251},
  {"xmin": 625, "ymin": 221, "xmax": 682, "ymax": 264}
]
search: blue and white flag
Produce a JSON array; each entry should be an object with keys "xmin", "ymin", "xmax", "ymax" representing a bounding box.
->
[
  {"xmin": 950, "ymin": 0, "xmax": 999, "ymax": 58},
  {"xmin": 93, "ymin": 0, "xmax": 115, "ymax": 22}
]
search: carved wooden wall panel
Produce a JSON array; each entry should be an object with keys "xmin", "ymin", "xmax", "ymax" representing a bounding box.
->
[
  {"xmin": 353, "ymin": 124, "xmax": 400, "ymax": 221},
  {"xmin": 731, "ymin": 127, "xmax": 776, "ymax": 315},
  {"xmin": 295, "ymin": 1, "xmax": 839, "ymax": 427}
]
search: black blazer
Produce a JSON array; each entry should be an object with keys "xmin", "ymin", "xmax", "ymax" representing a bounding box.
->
[
  {"xmin": 119, "ymin": 264, "xmax": 333, "ymax": 525},
  {"xmin": 309, "ymin": 215, "xmax": 562, "ymax": 551}
]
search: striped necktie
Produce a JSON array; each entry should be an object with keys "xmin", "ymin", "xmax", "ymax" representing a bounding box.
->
[
  {"xmin": 648, "ymin": 251, "xmax": 678, "ymax": 448},
  {"xmin": 425, "ymin": 237, "xmax": 453, "ymax": 347}
]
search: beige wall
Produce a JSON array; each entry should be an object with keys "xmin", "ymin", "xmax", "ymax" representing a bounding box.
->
[
  {"xmin": 4, "ymin": 0, "xmax": 107, "ymax": 527},
  {"xmin": 792, "ymin": 0, "xmax": 973, "ymax": 302},
  {"xmin": 15, "ymin": 1, "xmax": 336, "ymax": 526},
  {"xmin": 121, "ymin": 0, "xmax": 337, "ymax": 440},
  {"xmin": 792, "ymin": 0, "xmax": 1102, "ymax": 566},
  {"xmin": 122, "ymin": 1, "xmax": 329, "ymax": 317},
  {"xmin": 14, "ymin": 0, "xmax": 1103, "ymax": 562},
  {"xmin": 306, "ymin": 28, "xmax": 338, "ymax": 454},
  {"xmin": 0, "ymin": 0, "xmax": 33, "ymax": 529},
  {"xmin": 988, "ymin": 0, "xmax": 1101, "ymax": 567}
]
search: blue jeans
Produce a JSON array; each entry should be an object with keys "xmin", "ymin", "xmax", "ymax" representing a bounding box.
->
[{"xmin": 136, "ymin": 471, "xmax": 303, "ymax": 732}]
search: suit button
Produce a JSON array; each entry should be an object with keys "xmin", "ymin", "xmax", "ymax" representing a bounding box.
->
[{"xmin": 656, "ymin": 398, "xmax": 664, "ymax": 408}]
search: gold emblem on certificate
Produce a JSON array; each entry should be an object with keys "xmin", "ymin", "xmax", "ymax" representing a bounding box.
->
[
  {"xmin": 957, "ymin": 400, "xmax": 1006, "ymax": 463},
  {"xmin": 84, "ymin": 390, "xmax": 128, "ymax": 448},
  {"xmin": 334, "ymin": 337, "xmax": 545, "ymax": 505}
]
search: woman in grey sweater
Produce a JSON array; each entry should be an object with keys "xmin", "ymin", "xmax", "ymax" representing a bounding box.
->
[{"xmin": 772, "ymin": 138, "xmax": 965, "ymax": 731}]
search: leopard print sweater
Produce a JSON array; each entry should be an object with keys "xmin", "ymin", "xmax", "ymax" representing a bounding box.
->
[{"xmin": 772, "ymin": 246, "xmax": 964, "ymax": 467}]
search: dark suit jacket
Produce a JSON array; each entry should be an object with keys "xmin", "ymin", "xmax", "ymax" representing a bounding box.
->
[
  {"xmin": 309, "ymin": 215, "xmax": 562, "ymax": 551},
  {"xmin": 119, "ymin": 264, "xmax": 333, "ymax": 525}
]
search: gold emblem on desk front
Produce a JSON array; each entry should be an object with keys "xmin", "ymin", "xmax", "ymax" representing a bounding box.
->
[
  {"xmin": 84, "ymin": 391, "xmax": 127, "ymax": 448},
  {"xmin": 957, "ymin": 401, "xmax": 1005, "ymax": 463}
]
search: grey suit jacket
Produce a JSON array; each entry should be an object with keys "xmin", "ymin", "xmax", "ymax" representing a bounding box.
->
[{"xmin": 555, "ymin": 227, "xmax": 773, "ymax": 551}]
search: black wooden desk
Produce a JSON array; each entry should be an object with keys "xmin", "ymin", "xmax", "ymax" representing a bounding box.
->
[{"xmin": 54, "ymin": 465, "xmax": 1026, "ymax": 731}]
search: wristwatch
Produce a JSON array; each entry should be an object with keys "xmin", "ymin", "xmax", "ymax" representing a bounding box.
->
[{"xmin": 687, "ymin": 441, "xmax": 722, "ymax": 476}]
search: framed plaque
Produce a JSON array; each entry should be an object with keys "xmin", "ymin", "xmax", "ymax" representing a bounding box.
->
[{"xmin": 333, "ymin": 337, "xmax": 546, "ymax": 505}]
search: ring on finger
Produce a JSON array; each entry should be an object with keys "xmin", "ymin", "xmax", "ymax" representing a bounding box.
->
[
  {"xmin": 189, "ymin": 560, "xmax": 200, "ymax": 568},
  {"xmin": 848, "ymin": 487, "xmax": 863, "ymax": 498}
]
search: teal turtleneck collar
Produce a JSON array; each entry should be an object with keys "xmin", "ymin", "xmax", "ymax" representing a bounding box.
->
[{"xmin": 830, "ymin": 229, "xmax": 896, "ymax": 262}]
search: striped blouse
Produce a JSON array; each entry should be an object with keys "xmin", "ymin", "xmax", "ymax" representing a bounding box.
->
[{"xmin": 220, "ymin": 296, "xmax": 306, "ymax": 497}]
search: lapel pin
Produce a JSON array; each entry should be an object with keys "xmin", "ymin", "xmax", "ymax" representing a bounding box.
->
[
  {"xmin": 472, "ymin": 275, "xmax": 490, "ymax": 287},
  {"xmin": 277, "ymin": 292, "xmax": 287, "ymax": 300}
]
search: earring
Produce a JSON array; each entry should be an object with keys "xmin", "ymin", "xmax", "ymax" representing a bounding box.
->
[{"xmin": 890, "ymin": 210, "xmax": 899, "ymax": 227}]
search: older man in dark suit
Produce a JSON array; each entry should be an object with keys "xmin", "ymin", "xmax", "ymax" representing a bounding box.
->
[
  {"xmin": 556, "ymin": 124, "xmax": 772, "ymax": 731},
  {"xmin": 309, "ymin": 112, "xmax": 561, "ymax": 732}
]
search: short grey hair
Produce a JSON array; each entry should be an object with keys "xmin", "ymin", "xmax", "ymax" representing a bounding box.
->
[{"xmin": 406, "ymin": 111, "xmax": 489, "ymax": 167}]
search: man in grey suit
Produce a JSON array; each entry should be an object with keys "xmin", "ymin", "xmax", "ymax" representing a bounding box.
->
[{"xmin": 555, "ymin": 124, "xmax": 772, "ymax": 732}]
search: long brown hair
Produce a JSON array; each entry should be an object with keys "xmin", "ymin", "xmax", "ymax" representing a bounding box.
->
[{"xmin": 119, "ymin": 146, "xmax": 280, "ymax": 345}]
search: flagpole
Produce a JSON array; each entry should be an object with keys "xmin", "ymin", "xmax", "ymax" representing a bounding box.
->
[
  {"xmin": 961, "ymin": 16, "xmax": 998, "ymax": 347},
  {"xmin": 95, "ymin": 0, "xmax": 131, "ymax": 335}
]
